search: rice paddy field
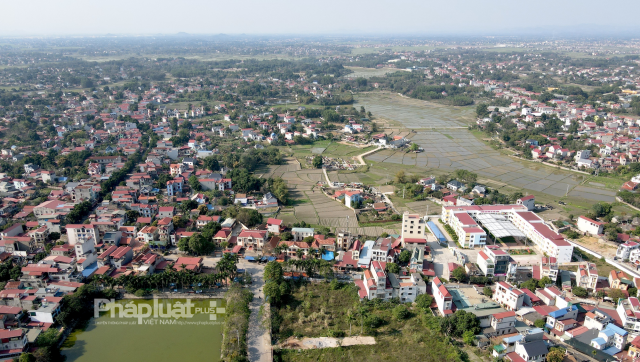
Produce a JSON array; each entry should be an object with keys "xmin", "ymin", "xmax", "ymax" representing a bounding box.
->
[
  {"xmin": 355, "ymin": 93, "xmax": 617, "ymax": 204},
  {"xmin": 343, "ymin": 67, "xmax": 400, "ymax": 79},
  {"xmin": 257, "ymin": 159, "xmax": 400, "ymax": 236},
  {"xmin": 265, "ymin": 92, "xmax": 630, "ymax": 229}
]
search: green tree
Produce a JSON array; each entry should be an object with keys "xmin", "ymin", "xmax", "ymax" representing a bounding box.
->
[
  {"xmin": 483, "ymin": 286, "xmax": 493, "ymax": 298},
  {"xmin": 188, "ymin": 175, "xmax": 202, "ymax": 191},
  {"xmin": 546, "ymin": 348, "xmax": 565, "ymax": 362},
  {"xmin": 393, "ymin": 304, "xmax": 409, "ymax": 320},
  {"xmin": 203, "ymin": 156, "xmax": 220, "ymax": 172},
  {"xmin": 415, "ymin": 294, "xmax": 434, "ymax": 311},
  {"xmin": 409, "ymin": 143, "xmax": 419, "ymax": 152},
  {"xmin": 608, "ymin": 288, "xmax": 626, "ymax": 304},
  {"xmin": 463, "ymin": 330, "xmax": 475, "ymax": 345},
  {"xmin": 386, "ymin": 262, "xmax": 400, "ymax": 274},
  {"xmin": 395, "ymin": 170, "xmax": 406, "ymax": 184},
  {"xmin": 177, "ymin": 237, "xmax": 190, "ymax": 253},
  {"xmin": 188, "ymin": 233, "xmax": 214, "ymax": 255},
  {"xmin": 264, "ymin": 281, "xmax": 282, "ymax": 304},
  {"xmin": 571, "ymin": 286, "xmax": 588, "ymax": 298},
  {"xmin": 19, "ymin": 353, "xmax": 36, "ymax": 362},
  {"xmin": 592, "ymin": 202, "xmax": 612, "ymax": 217},
  {"xmin": 534, "ymin": 319, "xmax": 546, "ymax": 328},
  {"xmin": 312, "ymin": 155, "xmax": 323, "ymax": 168},
  {"xmin": 520, "ymin": 278, "xmax": 539, "ymax": 292},
  {"xmin": 264, "ymin": 261, "xmax": 284, "ymax": 283},
  {"xmin": 476, "ymin": 103, "xmax": 489, "ymax": 118},
  {"xmin": 398, "ymin": 250, "xmax": 411, "ymax": 264},
  {"xmin": 451, "ymin": 267, "xmax": 467, "ymax": 282},
  {"xmin": 538, "ymin": 276, "xmax": 552, "ymax": 288}
]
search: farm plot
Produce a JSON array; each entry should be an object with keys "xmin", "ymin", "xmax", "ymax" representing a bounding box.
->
[
  {"xmin": 357, "ymin": 94, "xmax": 615, "ymax": 202},
  {"xmin": 355, "ymin": 92, "xmax": 475, "ymax": 128}
]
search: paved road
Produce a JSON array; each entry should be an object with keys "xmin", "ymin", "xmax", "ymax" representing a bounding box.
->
[
  {"xmin": 428, "ymin": 239, "xmax": 455, "ymax": 280},
  {"xmin": 240, "ymin": 259, "xmax": 271, "ymax": 362}
]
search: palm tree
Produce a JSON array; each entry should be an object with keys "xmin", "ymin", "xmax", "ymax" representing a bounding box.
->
[
  {"xmin": 295, "ymin": 249, "xmax": 304, "ymax": 259},
  {"xmin": 346, "ymin": 310, "xmax": 357, "ymax": 336}
]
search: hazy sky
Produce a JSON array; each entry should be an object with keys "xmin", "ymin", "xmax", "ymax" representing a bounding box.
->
[{"xmin": 2, "ymin": 0, "xmax": 640, "ymax": 36}]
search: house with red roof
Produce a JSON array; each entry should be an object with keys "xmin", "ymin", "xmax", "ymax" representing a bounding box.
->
[
  {"xmin": 516, "ymin": 195, "xmax": 535, "ymax": 211},
  {"xmin": 175, "ymin": 257, "xmax": 203, "ymax": 272},
  {"xmin": 0, "ymin": 328, "xmax": 27, "ymax": 359},
  {"xmin": 494, "ymin": 281, "xmax": 525, "ymax": 311},
  {"xmin": 432, "ymin": 277, "xmax": 454, "ymax": 316},
  {"xmin": 489, "ymin": 311, "xmax": 517, "ymax": 336},
  {"xmin": 266, "ymin": 218, "xmax": 283, "ymax": 235},
  {"xmin": 577, "ymin": 215, "xmax": 604, "ymax": 235},
  {"xmin": 158, "ymin": 206, "xmax": 175, "ymax": 218},
  {"xmin": 196, "ymin": 215, "xmax": 221, "ymax": 229},
  {"xmin": 237, "ymin": 230, "xmax": 268, "ymax": 250}
]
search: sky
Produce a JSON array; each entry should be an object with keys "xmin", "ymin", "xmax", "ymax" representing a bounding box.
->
[{"xmin": 2, "ymin": 0, "xmax": 640, "ymax": 36}]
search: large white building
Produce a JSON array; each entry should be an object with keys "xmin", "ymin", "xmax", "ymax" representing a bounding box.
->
[
  {"xmin": 441, "ymin": 204, "xmax": 573, "ymax": 262},
  {"xmin": 577, "ymin": 216, "xmax": 604, "ymax": 236}
]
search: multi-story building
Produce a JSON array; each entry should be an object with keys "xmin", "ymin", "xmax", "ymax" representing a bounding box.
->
[
  {"xmin": 609, "ymin": 270, "xmax": 630, "ymax": 290},
  {"xmin": 489, "ymin": 311, "xmax": 518, "ymax": 336},
  {"xmin": 28, "ymin": 226, "xmax": 49, "ymax": 248},
  {"xmin": 448, "ymin": 211, "xmax": 487, "ymax": 248},
  {"xmin": 0, "ymin": 329, "xmax": 28, "ymax": 359},
  {"xmin": 585, "ymin": 308, "xmax": 614, "ymax": 331},
  {"xmin": 432, "ymin": 277, "xmax": 453, "ymax": 316},
  {"xmin": 291, "ymin": 227, "xmax": 314, "ymax": 241},
  {"xmin": 442, "ymin": 205, "xmax": 573, "ymax": 262},
  {"xmin": 266, "ymin": 218, "xmax": 283, "ymax": 235},
  {"xmin": 477, "ymin": 246, "xmax": 512, "ymax": 278},
  {"xmin": 617, "ymin": 296, "xmax": 640, "ymax": 334},
  {"xmin": 71, "ymin": 184, "xmax": 98, "ymax": 202},
  {"xmin": 166, "ymin": 179, "xmax": 183, "ymax": 197},
  {"xmin": 158, "ymin": 207, "xmax": 175, "ymax": 218},
  {"xmin": 237, "ymin": 230, "xmax": 268, "ymax": 250},
  {"xmin": 196, "ymin": 215, "xmax": 221, "ymax": 229},
  {"xmin": 545, "ymin": 305, "xmax": 578, "ymax": 330},
  {"xmin": 629, "ymin": 336, "xmax": 640, "ymax": 360},
  {"xmin": 536, "ymin": 257, "xmax": 559, "ymax": 281},
  {"xmin": 137, "ymin": 226, "xmax": 159, "ymax": 243},
  {"xmin": 401, "ymin": 213, "xmax": 428, "ymax": 246},
  {"xmin": 371, "ymin": 237, "xmax": 393, "ymax": 262},
  {"xmin": 617, "ymin": 240, "xmax": 639, "ymax": 260},
  {"xmin": 590, "ymin": 324, "xmax": 628, "ymax": 353},
  {"xmin": 577, "ymin": 262, "xmax": 599, "ymax": 290},
  {"xmin": 65, "ymin": 224, "xmax": 97, "ymax": 246},
  {"xmin": 336, "ymin": 231, "xmax": 355, "ymax": 250},
  {"xmin": 493, "ymin": 281, "xmax": 525, "ymax": 311}
]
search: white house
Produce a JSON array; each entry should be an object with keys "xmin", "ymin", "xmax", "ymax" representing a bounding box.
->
[{"xmin": 577, "ymin": 215, "xmax": 604, "ymax": 235}]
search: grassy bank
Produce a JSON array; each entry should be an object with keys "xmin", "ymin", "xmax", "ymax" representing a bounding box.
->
[
  {"xmin": 222, "ymin": 285, "xmax": 253, "ymax": 362},
  {"xmin": 272, "ymin": 282, "xmax": 465, "ymax": 362}
]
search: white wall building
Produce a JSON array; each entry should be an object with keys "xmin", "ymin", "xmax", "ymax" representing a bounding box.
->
[{"xmin": 577, "ymin": 216, "xmax": 604, "ymax": 235}]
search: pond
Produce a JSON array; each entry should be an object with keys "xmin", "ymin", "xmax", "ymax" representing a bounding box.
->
[{"xmin": 62, "ymin": 298, "xmax": 224, "ymax": 362}]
